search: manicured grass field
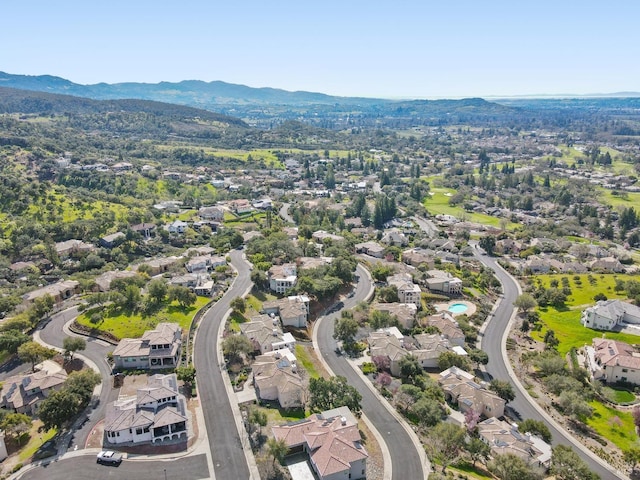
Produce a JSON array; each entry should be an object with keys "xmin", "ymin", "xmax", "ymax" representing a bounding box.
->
[
  {"xmin": 532, "ymin": 273, "xmax": 640, "ymax": 355},
  {"xmin": 586, "ymin": 401, "xmax": 637, "ymax": 451},
  {"xmin": 295, "ymin": 345, "xmax": 321, "ymax": 379},
  {"xmin": 533, "ymin": 273, "xmax": 635, "ymax": 307},
  {"xmin": 599, "ymin": 188, "xmax": 640, "ymax": 210},
  {"xmin": 423, "ymin": 187, "xmax": 511, "ymax": 228},
  {"xmin": 77, "ymin": 297, "xmax": 210, "ymax": 340},
  {"xmin": 228, "ymin": 311, "xmax": 247, "ymax": 333}
]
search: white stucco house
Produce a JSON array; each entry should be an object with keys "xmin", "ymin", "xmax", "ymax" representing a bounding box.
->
[{"xmin": 581, "ymin": 300, "xmax": 640, "ymax": 331}]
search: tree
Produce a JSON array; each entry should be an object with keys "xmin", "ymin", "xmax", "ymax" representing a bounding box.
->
[
  {"xmin": 543, "ymin": 329, "xmax": 560, "ymax": 350},
  {"xmin": 624, "ymin": 447, "xmax": 640, "ymax": 475},
  {"xmin": 333, "ymin": 316, "xmax": 359, "ymax": 345},
  {"xmin": 518, "ymin": 419, "xmax": 552, "ymax": 443},
  {"xmin": 247, "ymin": 407, "xmax": 268, "ymax": 436},
  {"xmin": 489, "ymin": 379, "xmax": 515, "ymax": 403},
  {"xmin": 558, "ymin": 390, "xmax": 593, "ymax": 420},
  {"xmin": 147, "ymin": 279, "xmax": 168, "ymax": 303},
  {"xmin": 488, "ymin": 453, "xmax": 543, "ymax": 480},
  {"xmin": 63, "ymin": 336, "xmax": 86, "ymax": 362},
  {"xmin": 550, "ymin": 445, "xmax": 600, "ymax": 480},
  {"xmin": 438, "ymin": 351, "xmax": 471, "ymax": 371},
  {"xmin": 466, "ymin": 436, "xmax": 491, "ymax": 467},
  {"xmin": 426, "ymin": 422, "xmax": 466, "ymax": 473},
  {"xmin": 65, "ymin": 369, "xmax": 101, "ymax": 404},
  {"xmin": 177, "ymin": 365, "xmax": 197, "ymax": 388},
  {"xmin": 230, "ymin": 297, "xmax": 246, "ymax": 313},
  {"xmin": 468, "ymin": 348, "xmax": 489, "ymax": 369},
  {"xmin": 399, "ymin": 354, "xmax": 423, "ymax": 384},
  {"xmin": 168, "ymin": 285, "xmax": 197, "ymax": 308},
  {"xmin": 0, "ymin": 413, "xmax": 31, "ymax": 445},
  {"xmin": 266, "ymin": 437, "xmax": 288, "ymax": 467},
  {"xmin": 308, "ymin": 376, "xmax": 362, "ymax": 413},
  {"xmin": 38, "ymin": 389, "xmax": 82, "ymax": 430},
  {"xmin": 479, "ymin": 236, "xmax": 496, "ymax": 256},
  {"xmin": 122, "ymin": 284, "xmax": 142, "ymax": 311},
  {"xmin": 17, "ymin": 341, "xmax": 56, "ymax": 372},
  {"xmin": 413, "ymin": 397, "xmax": 445, "ymax": 427},
  {"xmin": 222, "ymin": 335, "xmax": 254, "ymax": 363},
  {"xmin": 514, "ymin": 293, "xmax": 537, "ymax": 313},
  {"xmin": 0, "ymin": 330, "xmax": 30, "ymax": 354}
]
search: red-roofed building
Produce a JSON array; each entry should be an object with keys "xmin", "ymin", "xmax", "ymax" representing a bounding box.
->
[{"xmin": 272, "ymin": 407, "xmax": 367, "ymax": 480}]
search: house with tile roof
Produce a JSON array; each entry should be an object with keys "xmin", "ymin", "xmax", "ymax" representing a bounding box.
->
[
  {"xmin": 268, "ymin": 263, "xmax": 298, "ymax": 294},
  {"xmin": 104, "ymin": 373, "xmax": 187, "ymax": 445},
  {"xmin": 252, "ymin": 352, "xmax": 305, "ymax": 409},
  {"xmin": 0, "ymin": 368, "xmax": 68, "ymax": 415},
  {"xmin": 581, "ymin": 299, "xmax": 640, "ymax": 331},
  {"xmin": 425, "ymin": 270, "xmax": 463, "ymax": 295},
  {"xmin": 588, "ymin": 337, "xmax": 640, "ymax": 385},
  {"xmin": 240, "ymin": 315, "xmax": 296, "ymax": 354},
  {"xmin": 22, "ymin": 280, "xmax": 80, "ymax": 306},
  {"xmin": 371, "ymin": 302, "xmax": 417, "ymax": 329},
  {"xmin": 424, "ymin": 312, "xmax": 466, "ymax": 347},
  {"xmin": 477, "ymin": 417, "xmax": 551, "ymax": 468},
  {"xmin": 387, "ymin": 272, "xmax": 422, "ymax": 307},
  {"xmin": 112, "ymin": 323, "xmax": 182, "ymax": 371},
  {"xmin": 272, "ymin": 407, "xmax": 368, "ymax": 480},
  {"xmin": 438, "ymin": 366, "xmax": 506, "ymax": 418},
  {"xmin": 263, "ymin": 295, "xmax": 310, "ymax": 328}
]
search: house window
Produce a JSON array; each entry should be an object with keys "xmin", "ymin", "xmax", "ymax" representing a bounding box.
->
[
  {"xmin": 136, "ymin": 428, "xmax": 143, "ymax": 435},
  {"xmin": 622, "ymin": 369, "xmax": 629, "ymax": 373}
]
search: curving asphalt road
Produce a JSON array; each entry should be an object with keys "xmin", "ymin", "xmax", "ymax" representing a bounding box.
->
[
  {"xmin": 36, "ymin": 307, "xmax": 119, "ymax": 451},
  {"xmin": 279, "ymin": 202, "xmax": 295, "ymax": 224},
  {"xmin": 193, "ymin": 249, "xmax": 253, "ymax": 480},
  {"xmin": 474, "ymin": 248, "xmax": 628, "ymax": 480},
  {"xmin": 316, "ymin": 264, "xmax": 426, "ymax": 480}
]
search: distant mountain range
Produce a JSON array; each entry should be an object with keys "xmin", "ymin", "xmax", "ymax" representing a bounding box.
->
[
  {"xmin": 0, "ymin": 71, "xmax": 384, "ymax": 107},
  {"xmin": 1, "ymin": 71, "xmax": 639, "ymax": 130}
]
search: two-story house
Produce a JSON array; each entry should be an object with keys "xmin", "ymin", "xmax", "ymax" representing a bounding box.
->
[{"xmin": 112, "ymin": 323, "xmax": 182, "ymax": 370}]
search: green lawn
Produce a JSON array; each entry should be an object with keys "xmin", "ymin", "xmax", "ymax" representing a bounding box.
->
[
  {"xmin": 602, "ymin": 386, "xmax": 636, "ymax": 404},
  {"xmin": 228, "ymin": 311, "xmax": 248, "ymax": 333},
  {"xmin": 258, "ymin": 405, "xmax": 307, "ymax": 424},
  {"xmin": 77, "ymin": 297, "xmax": 210, "ymax": 340},
  {"xmin": 599, "ymin": 188, "xmax": 640, "ymax": 210},
  {"xmin": 532, "ymin": 274, "xmax": 640, "ymax": 355},
  {"xmin": 586, "ymin": 401, "xmax": 638, "ymax": 451},
  {"xmin": 18, "ymin": 425, "xmax": 56, "ymax": 462},
  {"xmin": 534, "ymin": 273, "xmax": 635, "ymax": 307},
  {"xmin": 449, "ymin": 461, "xmax": 494, "ymax": 480},
  {"xmin": 295, "ymin": 345, "xmax": 321, "ymax": 379},
  {"xmin": 423, "ymin": 187, "xmax": 513, "ymax": 228}
]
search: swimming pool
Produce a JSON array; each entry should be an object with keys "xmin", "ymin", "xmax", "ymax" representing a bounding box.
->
[{"xmin": 448, "ymin": 303, "xmax": 469, "ymax": 314}]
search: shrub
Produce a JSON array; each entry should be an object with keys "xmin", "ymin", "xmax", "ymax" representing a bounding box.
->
[{"xmin": 361, "ymin": 362, "xmax": 377, "ymax": 375}]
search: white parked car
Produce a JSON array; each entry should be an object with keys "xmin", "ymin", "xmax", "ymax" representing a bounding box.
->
[{"xmin": 97, "ymin": 450, "xmax": 122, "ymax": 465}]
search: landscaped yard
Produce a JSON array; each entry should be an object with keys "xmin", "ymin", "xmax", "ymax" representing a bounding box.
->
[
  {"xmin": 534, "ymin": 273, "xmax": 635, "ymax": 307},
  {"xmin": 17, "ymin": 422, "xmax": 56, "ymax": 462},
  {"xmin": 602, "ymin": 386, "xmax": 636, "ymax": 404},
  {"xmin": 77, "ymin": 297, "xmax": 210, "ymax": 339}
]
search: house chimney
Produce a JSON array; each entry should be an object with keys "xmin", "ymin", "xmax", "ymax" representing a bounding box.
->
[
  {"xmin": 341, "ymin": 416, "xmax": 347, "ymax": 426},
  {"xmin": 273, "ymin": 329, "xmax": 278, "ymax": 337}
]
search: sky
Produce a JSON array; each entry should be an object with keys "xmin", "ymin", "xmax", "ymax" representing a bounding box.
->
[{"xmin": 1, "ymin": 0, "xmax": 639, "ymax": 99}]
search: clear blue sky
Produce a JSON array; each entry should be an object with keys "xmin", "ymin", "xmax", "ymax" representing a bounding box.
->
[{"xmin": 2, "ymin": 0, "xmax": 639, "ymax": 99}]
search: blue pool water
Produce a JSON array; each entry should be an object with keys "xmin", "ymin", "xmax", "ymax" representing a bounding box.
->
[{"xmin": 448, "ymin": 303, "xmax": 468, "ymax": 314}]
